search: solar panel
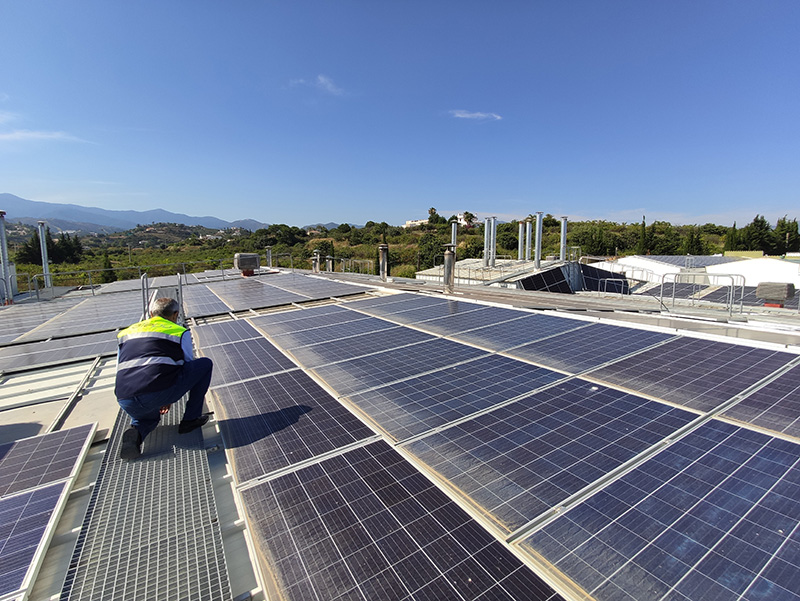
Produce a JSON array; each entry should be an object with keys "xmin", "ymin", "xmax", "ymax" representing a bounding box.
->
[
  {"xmin": 249, "ymin": 305, "xmax": 369, "ymax": 335},
  {"xmin": 240, "ymin": 441, "xmax": 563, "ymax": 601},
  {"xmin": 411, "ymin": 306, "xmax": 529, "ymax": 336},
  {"xmin": 405, "ymin": 379, "xmax": 697, "ymax": 533},
  {"xmin": 212, "ymin": 371, "xmax": 376, "ymax": 484},
  {"xmin": 311, "ymin": 338, "xmax": 490, "ymax": 397},
  {"xmin": 522, "ymin": 420, "xmax": 800, "ymax": 600},
  {"xmin": 264, "ymin": 274, "xmax": 371, "ymax": 300},
  {"xmin": 361, "ymin": 300, "xmax": 487, "ymax": 326},
  {"xmin": 345, "ymin": 355, "xmax": 565, "ymax": 442},
  {"xmin": 206, "ymin": 278, "xmax": 309, "ymax": 311},
  {"xmin": 0, "ymin": 482, "xmax": 68, "ymax": 598},
  {"xmin": 15, "ymin": 291, "xmax": 144, "ymax": 341},
  {"xmin": 449, "ymin": 313, "xmax": 590, "ymax": 351},
  {"xmin": 285, "ymin": 327, "xmax": 437, "ymax": 369},
  {"xmin": 268, "ymin": 316, "xmax": 397, "ymax": 350},
  {"xmin": 192, "ymin": 319, "xmax": 261, "ymax": 347},
  {"xmin": 202, "ymin": 338, "xmax": 299, "ymax": 387},
  {"xmin": 589, "ymin": 337, "xmax": 796, "ymax": 413},
  {"xmin": 0, "ymin": 425, "xmax": 94, "ymax": 497},
  {"xmin": 0, "ymin": 332, "xmax": 118, "ymax": 371},
  {"xmin": 247, "ymin": 303, "xmax": 347, "ymax": 328},
  {"xmin": 346, "ymin": 293, "xmax": 447, "ymax": 316},
  {"xmin": 182, "ymin": 284, "xmax": 232, "ymax": 318},
  {"xmin": 0, "ymin": 298, "xmax": 83, "ymax": 344},
  {"xmin": 722, "ymin": 363, "xmax": 800, "ymax": 438},
  {"xmin": 507, "ymin": 323, "xmax": 673, "ymax": 374}
]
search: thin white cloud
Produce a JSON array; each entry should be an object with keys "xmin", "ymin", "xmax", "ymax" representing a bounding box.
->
[
  {"xmin": 0, "ymin": 129, "xmax": 84, "ymax": 142},
  {"xmin": 450, "ymin": 109, "xmax": 502, "ymax": 121},
  {"xmin": 0, "ymin": 111, "xmax": 17, "ymax": 125},
  {"xmin": 290, "ymin": 74, "xmax": 344, "ymax": 96}
]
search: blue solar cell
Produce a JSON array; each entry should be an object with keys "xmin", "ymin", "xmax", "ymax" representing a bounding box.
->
[
  {"xmin": 361, "ymin": 300, "xmax": 487, "ymax": 326},
  {"xmin": 345, "ymin": 355, "xmax": 565, "ymax": 441},
  {"xmin": 284, "ymin": 326, "xmax": 436, "ymax": 369},
  {"xmin": 522, "ymin": 420, "xmax": 800, "ymax": 601},
  {"xmin": 0, "ymin": 425, "xmax": 93, "ymax": 498},
  {"xmin": 723, "ymin": 363, "xmax": 800, "ymax": 438},
  {"xmin": 268, "ymin": 316, "xmax": 398, "ymax": 350},
  {"xmin": 312, "ymin": 338, "xmax": 490, "ymax": 397},
  {"xmin": 411, "ymin": 305, "xmax": 529, "ymax": 336},
  {"xmin": 192, "ymin": 319, "xmax": 260, "ymax": 347},
  {"xmin": 206, "ymin": 278, "xmax": 309, "ymax": 311},
  {"xmin": 248, "ymin": 305, "xmax": 369, "ymax": 335},
  {"xmin": 405, "ymin": 379, "xmax": 696, "ymax": 532},
  {"xmin": 449, "ymin": 313, "xmax": 590, "ymax": 351},
  {"xmin": 0, "ymin": 332, "xmax": 117, "ymax": 371},
  {"xmin": 508, "ymin": 323, "xmax": 673, "ymax": 373},
  {"xmin": 202, "ymin": 338, "xmax": 298, "ymax": 387},
  {"xmin": 240, "ymin": 441, "xmax": 563, "ymax": 601},
  {"xmin": 212, "ymin": 371, "xmax": 375, "ymax": 483},
  {"xmin": 590, "ymin": 337, "xmax": 796, "ymax": 412},
  {"xmin": 0, "ymin": 482, "xmax": 66, "ymax": 598},
  {"xmin": 345, "ymin": 293, "xmax": 444, "ymax": 314},
  {"xmin": 182, "ymin": 284, "xmax": 232, "ymax": 318}
]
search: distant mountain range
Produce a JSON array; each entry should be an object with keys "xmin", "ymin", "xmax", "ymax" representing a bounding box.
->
[{"xmin": 0, "ymin": 193, "xmax": 269, "ymax": 233}]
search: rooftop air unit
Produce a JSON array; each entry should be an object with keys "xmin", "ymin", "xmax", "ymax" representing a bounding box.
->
[{"xmin": 234, "ymin": 253, "xmax": 260, "ymax": 276}]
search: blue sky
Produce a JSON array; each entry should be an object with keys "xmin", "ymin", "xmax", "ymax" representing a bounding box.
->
[{"xmin": 1, "ymin": 1, "xmax": 798, "ymax": 227}]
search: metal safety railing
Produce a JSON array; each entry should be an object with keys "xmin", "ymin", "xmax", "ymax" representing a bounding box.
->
[{"xmin": 659, "ymin": 272, "xmax": 743, "ymax": 316}]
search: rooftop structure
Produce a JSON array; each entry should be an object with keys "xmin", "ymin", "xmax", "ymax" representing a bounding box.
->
[{"xmin": 2, "ymin": 267, "xmax": 800, "ymax": 601}]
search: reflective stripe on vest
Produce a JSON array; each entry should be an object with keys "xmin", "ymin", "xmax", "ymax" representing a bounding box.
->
[{"xmin": 117, "ymin": 355, "xmax": 185, "ymax": 371}]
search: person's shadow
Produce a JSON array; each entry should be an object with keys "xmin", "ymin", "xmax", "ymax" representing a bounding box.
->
[{"xmin": 218, "ymin": 405, "xmax": 313, "ymax": 448}]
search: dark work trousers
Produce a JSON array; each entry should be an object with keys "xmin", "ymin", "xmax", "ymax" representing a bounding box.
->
[{"xmin": 117, "ymin": 357, "xmax": 213, "ymax": 439}]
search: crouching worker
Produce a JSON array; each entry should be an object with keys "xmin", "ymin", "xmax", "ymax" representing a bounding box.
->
[{"xmin": 115, "ymin": 297, "xmax": 214, "ymax": 460}]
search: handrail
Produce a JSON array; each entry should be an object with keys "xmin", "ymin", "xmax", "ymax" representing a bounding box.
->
[
  {"xmin": 140, "ymin": 272, "xmax": 149, "ymax": 319},
  {"xmin": 659, "ymin": 272, "xmax": 739, "ymax": 316}
]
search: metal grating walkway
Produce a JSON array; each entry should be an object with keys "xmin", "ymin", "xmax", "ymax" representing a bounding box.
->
[{"xmin": 60, "ymin": 404, "xmax": 232, "ymax": 601}]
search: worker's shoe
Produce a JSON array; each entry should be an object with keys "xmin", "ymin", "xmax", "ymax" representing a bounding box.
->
[
  {"xmin": 120, "ymin": 427, "xmax": 142, "ymax": 460},
  {"xmin": 178, "ymin": 414, "xmax": 211, "ymax": 434}
]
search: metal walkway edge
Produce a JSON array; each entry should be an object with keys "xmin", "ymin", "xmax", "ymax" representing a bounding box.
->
[{"xmin": 59, "ymin": 403, "xmax": 232, "ymax": 601}]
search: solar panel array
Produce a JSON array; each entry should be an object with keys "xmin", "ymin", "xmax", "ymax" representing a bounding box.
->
[
  {"xmin": 635, "ymin": 255, "xmax": 744, "ymax": 267},
  {"xmin": 0, "ymin": 331, "xmax": 117, "ymax": 372},
  {"xmin": 0, "ymin": 425, "xmax": 94, "ymax": 600},
  {"xmin": 522, "ymin": 420, "xmax": 800, "ymax": 600},
  {"xmin": 15, "ymin": 291, "xmax": 144, "ymax": 341},
  {"xmin": 189, "ymin": 288, "xmax": 800, "ymax": 600},
  {"xmin": 0, "ymin": 298, "xmax": 83, "ymax": 344}
]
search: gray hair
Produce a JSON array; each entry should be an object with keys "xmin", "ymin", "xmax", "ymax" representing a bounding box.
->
[{"xmin": 150, "ymin": 297, "xmax": 180, "ymax": 318}]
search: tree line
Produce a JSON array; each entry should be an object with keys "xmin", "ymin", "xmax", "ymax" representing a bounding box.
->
[{"xmin": 11, "ymin": 213, "xmax": 799, "ymax": 282}]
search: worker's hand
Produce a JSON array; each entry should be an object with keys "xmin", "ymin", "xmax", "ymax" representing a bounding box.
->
[{"xmin": 159, "ymin": 405, "xmax": 170, "ymax": 414}]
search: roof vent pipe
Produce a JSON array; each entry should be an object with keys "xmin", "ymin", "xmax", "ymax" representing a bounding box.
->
[
  {"xmin": 560, "ymin": 217, "xmax": 568, "ymax": 261},
  {"xmin": 265, "ymin": 246, "xmax": 272, "ymax": 268},
  {"xmin": 517, "ymin": 222, "xmax": 524, "ymax": 260},
  {"xmin": 534, "ymin": 211, "xmax": 543, "ymax": 269},
  {"xmin": 525, "ymin": 219, "xmax": 532, "ymax": 261},
  {"xmin": 312, "ymin": 250, "xmax": 320, "ymax": 273},
  {"xmin": 0, "ymin": 211, "xmax": 11, "ymax": 304},
  {"xmin": 443, "ymin": 243, "xmax": 456, "ymax": 294},
  {"xmin": 483, "ymin": 217, "xmax": 490, "ymax": 267},
  {"xmin": 451, "ymin": 221, "xmax": 457, "ymax": 247},
  {"xmin": 38, "ymin": 221, "xmax": 52, "ymax": 288},
  {"xmin": 490, "ymin": 217, "xmax": 498, "ymax": 268},
  {"xmin": 378, "ymin": 244, "xmax": 388, "ymax": 281}
]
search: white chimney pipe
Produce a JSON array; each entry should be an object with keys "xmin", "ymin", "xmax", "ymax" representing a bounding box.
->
[
  {"xmin": 0, "ymin": 211, "xmax": 11, "ymax": 304},
  {"xmin": 38, "ymin": 221, "xmax": 52, "ymax": 288},
  {"xmin": 534, "ymin": 212, "xmax": 543, "ymax": 269}
]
